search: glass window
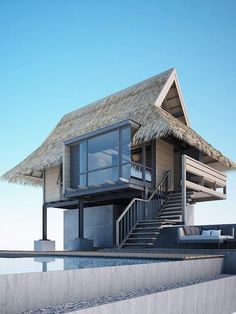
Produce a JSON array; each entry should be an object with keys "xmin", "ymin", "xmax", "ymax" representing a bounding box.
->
[
  {"xmin": 79, "ymin": 174, "xmax": 87, "ymax": 188},
  {"xmin": 79, "ymin": 141, "xmax": 87, "ymax": 173},
  {"xmin": 88, "ymin": 130, "xmax": 119, "ymax": 171},
  {"xmin": 146, "ymin": 145, "xmax": 152, "ymax": 168},
  {"xmin": 121, "ymin": 127, "xmax": 131, "ymax": 163},
  {"xmin": 121, "ymin": 163, "xmax": 131, "ymax": 180},
  {"xmin": 88, "ymin": 167, "xmax": 118, "ymax": 186},
  {"xmin": 131, "ymin": 146, "xmax": 142, "ymax": 164},
  {"xmin": 70, "ymin": 144, "xmax": 80, "ymax": 188}
]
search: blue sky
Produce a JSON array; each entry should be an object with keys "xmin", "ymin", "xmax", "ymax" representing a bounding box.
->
[{"xmin": 0, "ymin": 0, "xmax": 235, "ymax": 250}]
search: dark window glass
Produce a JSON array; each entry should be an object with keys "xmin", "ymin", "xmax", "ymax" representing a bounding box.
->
[
  {"xmin": 88, "ymin": 130, "xmax": 119, "ymax": 171},
  {"xmin": 131, "ymin": 146, "xmax": 142, "ymax": 164},
  {"xmin": 146, "ymin": 145, "xmax": 152, "ymax": 168},
  {"xmin": 88, "ymin": 167, "xmax": 118, "ymax": 186},
  {"xmin": 79, "ymin": 141, "xmax": 87, "ymax": 173},
  {"xmin": 121, "ymin": 127, "xmax": 131, "ymax": 163},
  {"xmin": 121, "ymin": 163, "xmax": 131, "ymax": 180},
  {"xmin": 70, "ymin": 144, "xmax": 80, "ymax": 188}
]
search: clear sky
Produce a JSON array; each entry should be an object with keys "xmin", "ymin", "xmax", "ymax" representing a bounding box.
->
[{"xmin": 0, "ymin": 0, "xmax": 235, "ymax": 250}]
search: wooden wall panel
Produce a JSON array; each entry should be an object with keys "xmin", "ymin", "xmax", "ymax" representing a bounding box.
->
[
  {"xmin": 156, "ymin": 139, "xmax": 174, "ymax": 190},
  {"xmin": 45, "ymin": 166, "xmax": 61, "ymax": 202}
]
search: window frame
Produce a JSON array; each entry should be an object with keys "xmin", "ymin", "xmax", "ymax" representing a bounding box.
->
[{"xmin": 66, "ymin": 120, "xmax": 140, "ymax": 189}]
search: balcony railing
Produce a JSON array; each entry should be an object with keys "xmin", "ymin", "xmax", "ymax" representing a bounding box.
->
[
  {"xmin": 65, "ymin": 161, "xmax": 153, "ymax": 194},
  {"xmin": 181, "ymin": 154, "xmax": 227, "ymax": 224}
]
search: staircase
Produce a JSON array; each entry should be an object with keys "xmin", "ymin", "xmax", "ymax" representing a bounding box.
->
[
  {"xmin": 118, "ymin": 190, "xmax": 193, "ymax": 248},
  {"xmin": 158, "ymin": 191, "xmax": 193, "ymax": 223}
]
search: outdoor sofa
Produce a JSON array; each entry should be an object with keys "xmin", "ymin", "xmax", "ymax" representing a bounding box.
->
[{"xmin": 177, "ymin": 226, "xmax": 235, "ymax": 248}]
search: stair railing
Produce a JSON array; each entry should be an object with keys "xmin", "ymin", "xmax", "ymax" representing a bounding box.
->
[{"xmin": 116, "ymin": 171, "xmax": 171, "ymax": 247}]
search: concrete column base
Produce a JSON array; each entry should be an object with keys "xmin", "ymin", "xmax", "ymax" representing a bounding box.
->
[
  {"xmin": 34, "ymin": 240, "xmax": 56, "ymax": 251},
  {"xmin": 67, "ymin": 238, "xmax": 94, "ymax": 251}
]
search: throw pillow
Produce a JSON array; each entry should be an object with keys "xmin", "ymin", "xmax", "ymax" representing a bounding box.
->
[
  {"xmin": 201, "ymin": 230, "xmax": 211, "ymax": 236},
  {"xmin": 210, "ymin": 230, "xmax": 221, "ymax": 236}
]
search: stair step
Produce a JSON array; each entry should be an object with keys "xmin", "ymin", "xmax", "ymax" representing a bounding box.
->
[
  {"xmin": 160, "ymin": 211, "xmax": 182, "ymax": 216},
  {"xmin": 165, "ymin": 199, "xmax": 182, "ymax": 204},
  {"xmin": 138, "ymin": 219, "xmax": 164, "ymax": 225},
  {"xmin": 134, "ymin": 226, "xmax": 162, "ymax": 231},
  {"xmin": 123, "ymin": 243, "xmax": 154, "ymax": 247},
  {"xmin": 161, "ymin": 215, "xmax": 180, "ymax": 220},
  {"xmin": 163, "ymin": 206, "xmax": 182, "ymax": 210},
  {"xmin": 162, "ymin": 207, "xmax": 182, "ymax": 211},
  {"xmin": 131, "ymin": 231, "xmax": 160, "ymax": 235},
  {"xmin": 127, "ymin": 237, "xmax": 157, "ymax": 241}
]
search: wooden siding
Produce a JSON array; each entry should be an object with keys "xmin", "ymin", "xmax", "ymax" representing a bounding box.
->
[
  {"xmin": 63, "ymin": 145, "xmax": 70, "ymax": 194},
  {"xmin": 156, "ymin": 139, "xmax": 174, "ymax": 190},
  {"xmin": 174, "ymin": 151, "xmax": 181, "ymax": 190},
  {"xmin": 45, "ymin": 166, "xmax": 61, "ymax": 203}
]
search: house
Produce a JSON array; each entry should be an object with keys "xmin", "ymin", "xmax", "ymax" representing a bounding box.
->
[{"xmin": 2, "ymin": 68, "xmax": 236, "ymax": 250}]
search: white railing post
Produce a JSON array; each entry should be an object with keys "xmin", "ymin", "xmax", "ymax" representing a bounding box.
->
[{"xmin": 181, "ymin": 154, "xmax": 186, "ymax": 225}]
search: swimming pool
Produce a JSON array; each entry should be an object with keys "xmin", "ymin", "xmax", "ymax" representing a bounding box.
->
[{"xmin": 0, "ymin": 256, "xmax": 165, "ymax": 275}]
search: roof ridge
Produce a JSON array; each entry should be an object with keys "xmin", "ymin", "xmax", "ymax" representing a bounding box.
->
[{"xmin": 63, "ymin": 67, "xmax": 175, "ymax": 119}]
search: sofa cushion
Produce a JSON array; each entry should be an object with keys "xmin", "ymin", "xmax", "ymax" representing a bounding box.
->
[
  {"xmin": 183, "ymin": 226, "xmax": 192, "ymax": 236},
  {"xmin": 193, "ymin": 227, "xmax": 200, "ymax": 235},
  {"xmin": 211, "ymin": 230, "xmax": 221, "ymax": 236},
  {"xmin": 183, "ymin": 226, "xmax": 201, "ymax": 236},
  {"xmin": 202, "ymin": 230, "xmax": 211, "ymax": 236}
]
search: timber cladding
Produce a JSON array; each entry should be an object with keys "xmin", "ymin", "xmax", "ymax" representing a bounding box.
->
[
  {"xmin": 45, "ymin": 166, "xmax": 61, "ymax": 202},
  {"xmin": 156, "ymin": 139, "xmax": 174, "ymax": 190}
]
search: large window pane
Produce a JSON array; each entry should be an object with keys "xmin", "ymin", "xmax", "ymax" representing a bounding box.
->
[
  {"xmin": 146, "ymin": 144, "xmax": 152, "ymax": 168},
  {"xmin": 121, "ymin": 127, "xmax": 131, "ymax": 163},
  {"xmin": 70, "ymin": 144, "xmax": 80, "ymax": 188},
  {"xmin": 131, "ymin": 163, "xmax": 143, "ymax": 180},
  {"xmin": 79, "ymin": 174, "xmax": 87, "ymax": 188},
  {"xmin": 121, "ymin": 163, "xmax": 131, "ymax": 180},
  {"xmin": 79, "ymin": 141, "xmax": 87, "ymax": 173},
  {"xmin": 88, "ymin": 130, "xmax": 119, "ymax": 171},
  {"xmin": 131, "ymin": 146, "xmax": 142, "ymax": 164},
  {"xmin": 88, "ymin": 167, "xmax": 118, "ymax": 186}
]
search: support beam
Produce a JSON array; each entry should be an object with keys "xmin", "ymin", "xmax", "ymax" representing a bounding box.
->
[
  {"xmin": 78, "ymin": 199, "xmax": 84, "ymax": 238},
  {"xmin": 181, "ymin": 155, "xmax": 186, "ymax": 225},
  {"xmin": 42, "ymin": 205, "xmax": 47, "ymax": 240}
]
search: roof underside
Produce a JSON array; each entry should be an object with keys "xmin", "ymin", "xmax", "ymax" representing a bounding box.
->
[{"xmin": 2, "ymin": 68, "xmax": 236, "ymax": 186}]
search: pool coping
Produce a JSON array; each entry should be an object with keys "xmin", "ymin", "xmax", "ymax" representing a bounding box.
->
[{"xmin": 0, "ymin": 249, "xmax": 224, "ymax": 261}]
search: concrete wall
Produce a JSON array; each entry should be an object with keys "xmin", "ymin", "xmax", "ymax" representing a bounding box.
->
[
  {"xmin": 224, "ymin": 252, "xmax": 236, "ymax": 274},
  {"xmin": 0, "ymin": 257, "xmax": 224, "ymax": 314},
  {"xmin": 64, "ymin": 206, "xmax": 114, "ymax": 249},
  {"xmin": 71, "ymin": 276, "xmax": 236, "ymax": 314}
]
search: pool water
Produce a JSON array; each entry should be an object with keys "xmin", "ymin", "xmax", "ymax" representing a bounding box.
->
[{"xmin": 0, "ymin": 256, "xmax": 165, "ymax": 275}]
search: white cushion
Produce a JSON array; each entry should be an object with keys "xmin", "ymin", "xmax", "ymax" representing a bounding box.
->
[
  {"xmin": 211, "ymin": 230, "xmax": 221, "ymax": 236},
  {"xmin": 201, "ymin": 230, "xmax": 211, "ymax": 236}
]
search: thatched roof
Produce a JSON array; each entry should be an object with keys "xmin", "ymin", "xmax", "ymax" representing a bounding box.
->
[{"xmin": 2, "ymin": 68, "xmax": 236, "ymax": 186}]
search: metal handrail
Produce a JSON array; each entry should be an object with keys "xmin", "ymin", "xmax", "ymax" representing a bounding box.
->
[
  {"xmin": 149, "ymin": 171, "xmax": 171, "ymax": 200},
  {"xmin": 116, "ymin": 171, "xmax": 171, "ymax": 247},
  {"xmin": 116, "ymin": 198, "xmax": 149, "ymax": 224}
]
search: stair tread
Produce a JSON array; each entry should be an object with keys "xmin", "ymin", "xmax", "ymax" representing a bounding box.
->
[
  {"xmin": 131, "ymin": 231, "xmax": 160, "ymax": 235},
  {"xmin": 127, "ymin": 237, "xmax": 157, "ymax": 240},
  {"xmin": 134, "ymin": 226, "xmax": 162, "ymax": 230},
  {"xmin": 123, "ymin": 243, "xmax": 154, "ymax": 246}
]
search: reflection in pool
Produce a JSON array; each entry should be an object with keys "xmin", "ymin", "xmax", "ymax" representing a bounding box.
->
[{"xmin": 0, "ymin": 256, "xmax": 167, "ymax": 275}]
